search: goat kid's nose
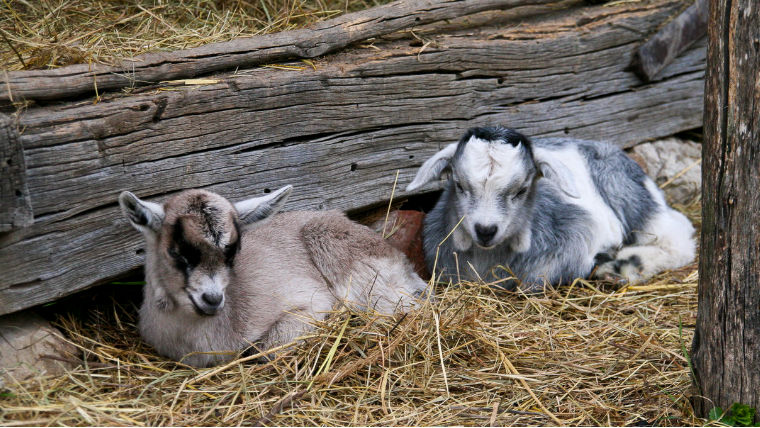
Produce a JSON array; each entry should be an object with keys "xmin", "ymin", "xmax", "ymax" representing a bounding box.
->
[
  {"xmin": 475, "ymin": 223, "xmax": 498, "ymax": 243},
  {"xmin": 201, "ymin": 292, "xmax": 223, "ymax": 307}
]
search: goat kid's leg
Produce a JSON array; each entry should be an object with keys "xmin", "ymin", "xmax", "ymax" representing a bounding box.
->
[
  {"xmin": 249, "ymin": 309, "xmax": 329, "ymax": 361},
  {"xmin": 594, "ymin": 207, "xmax": 695, "ymax": 284},
  {"xmin": 367, "ymin": 257, "xmax": 431, "ymax": 313}
]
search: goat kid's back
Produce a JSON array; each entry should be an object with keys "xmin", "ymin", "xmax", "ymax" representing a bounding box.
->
[{"xmin": 120, "ymin": 187, "xmax": 426, "ymax": 367}]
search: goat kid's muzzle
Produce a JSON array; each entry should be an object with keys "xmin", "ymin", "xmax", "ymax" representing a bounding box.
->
[
  {"xmin": 188, "ymin": 291, "xmax": 225, "ymax": 316},
  {"xmin": 473, "ymin": 223, "xmax": 500, "ymax": 248}
]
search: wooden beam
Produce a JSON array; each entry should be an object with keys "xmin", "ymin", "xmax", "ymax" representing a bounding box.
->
[
  {"xmin": 0, "ymin": 0, "xmax": 705, "ymax": 315},
  {"xmin": 0, "ymin": 0, "xmax": 560, "ymax": 103},
  {"xmin": 0, "ymin": 114, "xmax": 33, "ymax": 232},
  {"xmin": 632, "ymin": 0, "xmax": 708, "ymax": 81}
]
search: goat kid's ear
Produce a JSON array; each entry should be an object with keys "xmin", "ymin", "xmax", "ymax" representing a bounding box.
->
[
  {"xmin": 119, "ymin": 191, "xmax": 165, "ymax": 234},
  {"xmin": 406, "ymin": 143, "xmax": 458, "ymax": 192},
  {"xmin": 234, "ymin": 185, "xmax": 293, "ymax": 225},
  {"xmin": 536, "ymin": 160, "xmax": 580, "ymax": 199}
]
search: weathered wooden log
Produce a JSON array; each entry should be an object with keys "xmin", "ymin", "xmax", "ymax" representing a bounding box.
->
[
  {"xmin": 0, "ymin": 0, "xmax": 705, "ymax": 315},
  {"xmin": 0, "ymin": 114, "xmax": 33, "ymax": 232},
  {"xmin": 691, "ymin": 0, "xmax": 760, "ymax": 418},
  {"xmin": 632, "ymin": 0, "xmax": 708, "ymax": 81},
  {"xmin": 0, "ymin": 0, "xmax": 560, "ymax": 103}
]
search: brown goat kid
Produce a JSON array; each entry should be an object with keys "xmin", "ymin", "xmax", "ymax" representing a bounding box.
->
[{"xmin": 119, "ymin": 186, "xmax": 427, "ymax": 367}]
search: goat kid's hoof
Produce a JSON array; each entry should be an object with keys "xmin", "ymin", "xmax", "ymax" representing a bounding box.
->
[
  {"xmin": 595, "ymin": 254, "xmax": 646, "ymax": 286},
  {"xmin": 594, "ymin": 270, "xmax": 630, "ymax": 286}
]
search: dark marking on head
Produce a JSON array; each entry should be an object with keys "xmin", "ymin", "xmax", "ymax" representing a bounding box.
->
[
  {"xmin": 454, "ymin": 126, "xmax": 537, "ymax": 174},
  {"xmin": 466, "ymin": 127, "xmax": 531, "ymax": 147},
  {"xmin": 224, "ymin": 220, "xmax": 241, "ymax": 267},
  {"xmin": 170, "ymin": 219, "xmax": 202, "ymax": 272},
  {"xmin": 457, "ymin": 126, "xmax": 533, "ymax": 154},
  {"xmin": 186, "ymin": 194, "xmax": 227, "ymax": 245}
]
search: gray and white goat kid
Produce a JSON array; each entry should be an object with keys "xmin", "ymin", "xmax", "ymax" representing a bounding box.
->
[
  {"xmin": 406, "ymin": 126, "xmax": 695, "ymax": 291},
  {"xmin": 119, "ymin": 186, "xmax": 427, "ymax": 367}
]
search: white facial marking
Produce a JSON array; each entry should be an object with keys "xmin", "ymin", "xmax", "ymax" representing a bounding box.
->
[
  {"xmin": 455, "ymin": 137, "xmax": 530, "ymax": 248},
  {"xmin": 458, "ymin": 137, "xmax": 525, "ymax": 192},
  {"xmin": 187, "ymin": 271, "xmax": 227, "ymax": 315}
]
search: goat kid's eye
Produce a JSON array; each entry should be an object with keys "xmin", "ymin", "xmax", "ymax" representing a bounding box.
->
[
  {"xmin": 513, "ymin": 187, "xmax": 528, "ymax": 200},
  {"xmin": 168, "ymin": 247, "xmax": 196, "ymax": 272},
  {"xmin": 455, "ymin": 181, "xmax": 470, "ymax": 195},
  {"xmin": 168, "ymin": 248, "xmax": 186, "ymax": 267},
  {"xmin": 224, "ymin": 243, "xmax": 238, "ymax": 266}
]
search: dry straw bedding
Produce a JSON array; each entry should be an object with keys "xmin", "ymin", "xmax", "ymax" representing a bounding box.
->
[
  {"xmin": 0, "ymin": 0, "xmax": 390, "ymax": 71},
  {"xmin": 0, "ymin": 200, "xmax": 706, "ymax": 426},
  {"xmin": 1, "ymin": 2, "xmax": 708, "ymax": 424}
]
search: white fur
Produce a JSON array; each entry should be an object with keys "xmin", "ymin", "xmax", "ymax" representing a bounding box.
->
[
  {"xmin": 533, "ymin": 145, "xmax": 626, "ymax": 262},
  {"xmin": 457, "ymin": 138, "xmax": 534, "ymax": 250},
  {"xmin": 596, "ymin": 179, "xmax": 696, "ymax": 283},
  {"xmin": 406, "ymin": 143, "xmax": 458, "ymax": 192},
  {"xmin": 408, "ymin": 129, "xmax": 697, "ymax": 288}
]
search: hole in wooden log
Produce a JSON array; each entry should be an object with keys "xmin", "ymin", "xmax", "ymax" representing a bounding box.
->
[
  {"xmin": 409, "ymin": 155, "xmax": 414, "ymax": 159},
  {"xmin": 15, "ymin": 189, "xmax": 22, "ymax": 197},
  {"xmin": 139, "ymin": 104, "xmax": 150, "ymax": 111},
  {"xmin": 136, "ymin": 248, "xmax": 144, "ymax": 255},
  {"xmin": 564, "ymin": 127, "xmax": 570, "ymax": 134},
  {"xmin": 152, "ymin": 98, "xmax": 168, "ymax": 122},
  {"xmin": 264, "ymin": 188, "xmax": 271, "ymax": 193},
  {"xmin": 350, "ymin": 163, "xmax": 357, "ymax": 171},
  {"xmin": 6, "ymin": 157, "xmax": 11, "ymax": 166},
  {"xmin": 497, "ymin": 78, "xmax": 504, "ymax": 84},
  {"xmin": 415, "ymin": 17, "xmax": 420, "ymax": 21}
]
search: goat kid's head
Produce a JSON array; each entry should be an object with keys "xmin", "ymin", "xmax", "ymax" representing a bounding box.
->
[
  {"xmin": 119, "ymin": 186, "xmax": 292, "ymax": 316},
  {"xmin": 407, "ymin": 127, "xmax": 577, "ymax": 252}
]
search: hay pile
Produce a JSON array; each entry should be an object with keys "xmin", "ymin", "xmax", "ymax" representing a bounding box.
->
[
  {"xmin": 0, "ymin": 0, "xmax": 388, "ymax": 71},
  {"xmin": 0, "ymin": 205, "xmax": 704, "ymax": 426}
]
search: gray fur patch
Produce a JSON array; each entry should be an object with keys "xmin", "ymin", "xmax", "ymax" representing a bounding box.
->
[
  {"xmin": 544, "ymin": 138, "xmax": 659, "ymax": 243},
  {"xmin": 424, "ymin": 181, "xmax": 594, "ymax": 290},
  {"xmin": 421, "ymin": 131, "xmax": 660, "ymax": 291}
]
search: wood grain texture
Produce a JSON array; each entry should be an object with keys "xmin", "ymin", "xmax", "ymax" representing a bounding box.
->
[
  {"xmin": 0, "ymin": 0, "xmax": 559, "ymax": 102},
  {"xmin": 632, "ymin": 0, "xmax": 708, "ymax": 82},
  {"xmin": 0, "ymin": 114, "xmax": 33, "ymax": 232},
  {"xmin": 0, "ymin": 0, "xmax": 705, "ymax": 315},
  {"xmin": 691, "ymin": 0, "xmax": 760, "ymax": 419}
]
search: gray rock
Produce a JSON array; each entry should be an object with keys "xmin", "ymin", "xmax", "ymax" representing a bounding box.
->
[
  {"xmin": 0, "ymin": 311, "xmax": 78, "ymax": 385},
  {"xmin": 628, "ymin": 137, "xmax": 701, "ymax": 205}
]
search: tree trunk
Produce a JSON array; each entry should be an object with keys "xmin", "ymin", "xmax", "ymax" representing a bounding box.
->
[{"xmin": 691, "ymin": 0, "xmax": 760, "ymax": 420}]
